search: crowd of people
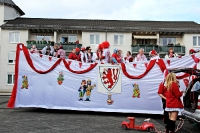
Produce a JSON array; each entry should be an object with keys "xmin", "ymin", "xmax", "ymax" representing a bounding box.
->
[
  {"xmin": 29, "ymin": 41, "xmax": 180, "ymax": 63},
  {"xmin": 30, "ymin": 44, "xmax": 66, "ymax": 59}
]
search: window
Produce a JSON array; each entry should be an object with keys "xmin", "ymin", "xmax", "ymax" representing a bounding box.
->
[
  {"xmin": 68, "ymin": 36, "xmax": 77, "ymax": 43},
  {"xmin": 36, "ymin": 35, "xmax": 52, "ymax": 41},
  {"xmin": 160, "ymin": 38, "xmax": 176, "ymax": 46},
  {"xmin": 90, "ymin": 34, "xmax": 100, "ymax": 45},
  {"xmin": 193, "ymin": 36, "xmax": 200, "ymax": 46},
  {"xmin": 8, "ymin": 52, "xmax": 16, "ymax": 64},
  {"xmin": 114, "ymin": 35, "xmax": 123, "ymax": 45},
  {"xmin": 9, "ymin": 32, "xmax": 20, "ymax": 43},
  {"xmin": 61, "ymin": 35, "xmax": 77, "ymax": 43},
  {"xmin": 7, "ymin": 73, "xmax": 15, "ymax": 85}
]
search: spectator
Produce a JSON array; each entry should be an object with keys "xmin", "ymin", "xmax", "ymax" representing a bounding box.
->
[
  {"xmin": 57, "ymin": 45, "xmax": 66, "ymax": 59},
  {"xmin": 95, "ymin": 44, "xmax": 104, "ymax": 63},
  {"xmin": 42, "ymin": 45, "xmax": 54, "ymax": 56},
  {"xmin": 53, "ymin": 44, "xmax": 59, "ymax": 57},
  {"xmin": 68, "ymin": 48, "xmax": 79, "ymax": 60},
  {"xmin": 111, "ymin": 49, "xmax": 123, "ymax": 64},
  {"xmin": 124, "ymin": 51, "xmax": 133, "ymax": 63},
  {"xmin": 135, "ymin": 48, "xmax": 147, "ymax": 62},
  {"xmin": 44, "ymin": 46, "xmax": 53, "ymax": 56},
  {"xmin": 86, "ymin": 46, "xmax": 95, "ymax": 63},
  {"xmin": 78, "ymin": 47, "xmax": 87, "ymax": 62},
  {"xmin": 101, "ymin": 41, "xmax": 111, "ymax": 63},
  {"xmin": 149, "ymin": 50, "xmax": 160, "ymax": 60},
  {"xmin": 165, "ymin": 47, "xmax": 178, "ymax": 59},
  {"xmin": 30, "ymin": 45, "xmax": 38, "ymax": 53},
  {"xmin": 165, "ymin": 73, "xmax": 184, "ymax": 133}
]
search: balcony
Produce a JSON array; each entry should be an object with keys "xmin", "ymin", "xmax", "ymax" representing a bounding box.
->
[
  {"xmin": 131, "ymin": 44, "xmax": 185, "ymax": 55},
  {"xmin": 26, "ymin": 43, "xmax": 82, "ymax": 52}
]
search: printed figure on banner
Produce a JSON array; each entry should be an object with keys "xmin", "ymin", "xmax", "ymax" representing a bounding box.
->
[
  {"xmin": 21, "ymin": 75, "xmax": 28, "ymax": 89},
  {"xmin": 85, "ymin": 79, "xmax": 96, "ymax": 101},
  {"xmin": 57, "ymin": 71, "xmax": 64, "ymax": 85},
  {"xmin": 78, "ymin": 80, "xmax": 87, "ymax": 101},
  {"xmin": 78, "ymin": 79, "xmax": 96, "ymax": 101},
  {"xmin": 132, "ymin": 84, "xmax": 140, "ymax": 98},
  {"xmin": 107, "ymin": 94, "xmax": 114, "ymax": 105},
  {"xmin": 98, "ymin": 65, "xmax": 121, "ymax": 94}
]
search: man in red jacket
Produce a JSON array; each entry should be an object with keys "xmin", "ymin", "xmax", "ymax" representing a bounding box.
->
[{"xmin": 68, "ymin": 48, "xmax": 80, "ymax": 60}]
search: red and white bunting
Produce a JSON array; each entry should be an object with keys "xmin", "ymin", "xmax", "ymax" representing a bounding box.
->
[
  {"xmin": 49, "ymin": 56, "xmax": 52, "ymax": 61},
  {"xmin": 167, "ymin": 60, "xmax": 170, "ymax": 66},
  {"xmin": 79, "ymin": 62, "xmax": 82, "ymax": 68}
]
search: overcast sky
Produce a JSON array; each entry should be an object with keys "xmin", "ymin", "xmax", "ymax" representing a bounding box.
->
[{"xmin": 14, "ymin": 0, "xmax": 200, "ymax": 23}]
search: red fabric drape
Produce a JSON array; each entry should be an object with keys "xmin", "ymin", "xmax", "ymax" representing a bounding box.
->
[
  {"xmin": 121, "ymin": 60, "xmax": 156, "ymax": 79},
  {"xmin": 7, "ymin": 44, "xmax": 21, "ymax": 108},
  {"xmin": 63, "ymin": 59, "xmax": 98, "ymax": 74},
  {"xmin": 22, "ymin": 45, "xmax": 62, "ymax": 74},
  {"xmin": 191, "ymin": 54, "xmax": 200, "ymax": 63},
  {"xmin": 157, "ymin": 59, "xmax": 167, "ymax": 73}
]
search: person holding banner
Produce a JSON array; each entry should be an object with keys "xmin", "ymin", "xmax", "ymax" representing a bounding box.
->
[
  {"xmin": 96, "ymin": 44, "xmax": 104, "ymax": 63},
  {"xmin": 124, "ymin": 51, "xmax": 133, "ymax": 63},
  {"xmin": 101, "ymin": 41, "xmax": 111, "ymax": 64},
  {"xmin": 78, "ymin": 47, "xmax": 87, "ymax": 62},
  {"xmin": 111, "ymin": 49, "xmax": 123, "ymax": 64},
  {"xmin": 68, "ymin": 48, "xmax": 79, "ymax": 60},
  {"xmin": 165, "ymin": 47, "xmax": 178, "ymax": 59},
  {"xmin": 165, "ymin": 73, "xmax": 184, "ymax": 133},
  {"xmin": 149, "ymin": 50, "xmax": 160, "ymax": 60},
  {"xmin": 135, "ymin": 48, "xmax": 147, "ymax": 62},
  {"xmin": 86, "ymin": 46, "xmax": 95, "ymax": 63}
]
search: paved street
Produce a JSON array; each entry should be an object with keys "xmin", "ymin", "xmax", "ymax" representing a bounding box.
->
[{"xmin": 0, "ymin": 96, "xmax": 199, "ymax": 133}]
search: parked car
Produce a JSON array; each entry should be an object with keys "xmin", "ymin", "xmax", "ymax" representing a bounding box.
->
[{"xmin": 168, "ymin": 68, "xmax": 200, "ymax": 126}]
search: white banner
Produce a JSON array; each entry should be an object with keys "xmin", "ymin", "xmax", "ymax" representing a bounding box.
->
[{"xmin": 9, "ymin": 46, "xmax": 200, "ymax": 114}]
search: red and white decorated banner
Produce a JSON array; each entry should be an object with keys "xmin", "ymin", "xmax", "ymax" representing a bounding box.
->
[{"xmin": 7, "ymin": 44, "xmax": 200, "ymax": 114}]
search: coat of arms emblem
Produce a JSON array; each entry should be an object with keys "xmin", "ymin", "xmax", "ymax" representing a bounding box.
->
[{"xmin": 99, "ymin": 66, "xmax": 120, "ymax": 92}]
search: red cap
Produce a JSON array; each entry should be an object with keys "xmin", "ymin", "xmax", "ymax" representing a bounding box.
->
[
  {"xmin": 149, "ymin": 50, "xmax": 157, "ymax": 56},
  {"xmin": 75, "ymin": 47, "xmax": 80, "ymax": 52},
  {"xmin": 189, "ymin": 49, "xmax": 196, "ymax": 54},
  {"xmin": 81, "ymin": 47, "xmax": 86, "ymax": 51}
]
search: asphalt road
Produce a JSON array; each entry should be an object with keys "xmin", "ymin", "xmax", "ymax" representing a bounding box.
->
[{"xmin": 0, "ymin": 96, "xmax": 199, "ymax": 133}]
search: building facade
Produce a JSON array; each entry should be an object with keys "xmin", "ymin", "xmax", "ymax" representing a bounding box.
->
[{"xmin": 0, "ymin": 0, "xmax": 200, "ymax": 92}]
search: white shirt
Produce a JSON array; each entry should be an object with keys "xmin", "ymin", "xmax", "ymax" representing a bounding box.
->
[
  {"xmin": 125, "ymin": 56, "xmax": 133, "ymax": 63},
  {"xmin": 86, "ymin": 52, "xmax": 96, "ymax": 63},
  {"xmin": 102, "ymin": 48, "xmax": 110, "ymax": 63},
  {"xmin": 80, "ymin": 51, "xmax": 87, "ymax": 62},
  {"xmin": 42, "ymin": 46, "xmax": 54, "ymax": 55},
  {"xmin": 165, "ymin": 53, "xmax": 178, "ymax": 59}
]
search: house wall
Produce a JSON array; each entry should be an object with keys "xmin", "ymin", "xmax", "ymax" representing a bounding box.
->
[
  {"xmin": 82, "ymin": 32, "xmax": 132, "ymax": 56},
  {"xmin": 182, "ymin": 33, "xmax": 200, "ymax": 55},
  {"xmin": 0, "ymin": 29, "xmax": 28, "ymax": 91},
  {"xmin": 4, "ymin": 5, "xmax": 20, "ymax": 20},
  {"xmin": 0, "ymin": 5, "xmax": 4, "ymax": 25}
]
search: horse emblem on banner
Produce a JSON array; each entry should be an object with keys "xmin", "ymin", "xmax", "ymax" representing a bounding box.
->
[{"xmin": 99, "ymin": 67, "xmax": 120, "ymax": 91}]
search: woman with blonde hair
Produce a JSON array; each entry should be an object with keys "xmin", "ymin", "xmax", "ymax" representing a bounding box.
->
[{"xmin": 165, "ymin": 73, "xmax": 184, "ymax": 133}]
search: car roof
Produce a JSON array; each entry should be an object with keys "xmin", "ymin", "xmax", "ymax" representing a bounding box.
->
[{"xmin": 168, "ymin": 68, "xmax": 200, "ymax": 76}]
